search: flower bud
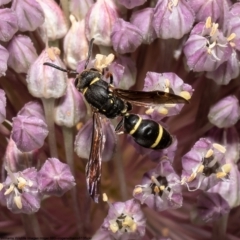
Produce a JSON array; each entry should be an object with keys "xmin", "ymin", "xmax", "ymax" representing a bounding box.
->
[
  {"xmin": 7, "ymin": 35, "xmax": 38, "ymax": 73},
  {"xmin": 55, "ymin": 78, "xmax": 87, "ymax": 128},
  {"xmin": 0, "ymin": 89, "xmax": 6, "ymax": 123},
  {"xmin": 11, "ymin": 115, "xmax": 49, "ymax": 152},
  {"xmin": 27, "ymin": 47, "xmax": 67, "ymax": 98},
  {"xmin": 111, "ymin": 19, "xmax": 143, "ymax": 54},
  {"xmin": 85, "ymin": 0, "xmax": 119, "ymax": 46},
  {"xmin": 117, "ymin": 0, "xmax": 147, "ymax": 9},
  {"xmin": 0, "ymin": 45, "xmax": 9, "ymax": 77},
  {"xmin": 153, "ymin": 0, "xmax": 195, "ymax": 39},
  {"xmin": 63, "ymin": 16, "xmax": 89, "ymax": 70},
  {"xmin": 130, "ymin": 8, "xmax": 157, "ymax": 44},
  {"xmin": 69, "ymin": 0, "xmax": 94, "ymax": 21},
  {"xmin": 18, "ymin": 101, "xmax": 45, "ymax": 122},
  {"xmin": 0, "ymin": 8, "xmax": 18, "ymax": 42},
  {"xmin": 208, "ymin": 96, "xmax": 240, "ymax": 128},
  {"xmin": 38, "ymin": 158, "xmax": 76, "ymax": 197},
  {"xmin": 36, "ymin": 0, "xmax": 68, "ymax": 41},
  {"xmin": 11, "ymin": 0, "xmax": 44, "ymax": 32}
]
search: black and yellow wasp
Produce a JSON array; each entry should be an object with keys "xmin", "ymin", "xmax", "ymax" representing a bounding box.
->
[{"xmin": 43, "ymin": 39, "xmax": 188, "ymax": 203}]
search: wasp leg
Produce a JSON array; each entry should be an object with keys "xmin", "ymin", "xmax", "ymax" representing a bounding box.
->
[{"xmin": 115, "ymin": 117, "xmax": 124, "ymax": 133}]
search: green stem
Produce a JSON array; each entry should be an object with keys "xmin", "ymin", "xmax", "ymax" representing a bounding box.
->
[
  {"xmin": 21, "ymin": 214, "xmax": 42, "ymax": 237},
  {"xmin": 212, "ymin": 214, "xmax": 229, "ymax": 240},
  {"xmin": 60, "ymin": 0, "xmax": 70, "ymax": 27},
  {"xmin": 62, "ymin": 126, "xmax": 83, "ymax": 235},
  {"xmin": 42, "ymin": 98, "xmax": 58, "ymax": 158}
]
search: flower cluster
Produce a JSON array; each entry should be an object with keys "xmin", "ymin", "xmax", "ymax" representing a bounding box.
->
[{"xmin": 0, "ymin": 0, "xmax": 240, "ymax": 239}]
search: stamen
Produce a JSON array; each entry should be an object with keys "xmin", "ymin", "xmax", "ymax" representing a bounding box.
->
[
  {"xmin": 133, "ymin": 187, "xmax": 143, "ymax": 195},
  {"xmin": 151, "ymin": 176, "xmax": 161, "ymax": 186},
  {"xmin": 122, "ymin": 216, "xmax": 137, "ymax": 232},
  {"xmin": 216, "ymin": 164, "xmax": 232, "ymax": 179},
  {"xmin": 158, "ymin": 107, "xmax": 168, "ymax": 115},
  {"xmin": 227, "ymin": 33, "xmax": 236, "ymax": 42},
  {"xmin": 145, "ymin": 108, "xmax": 154, "ymax": 114},
  {"xmin": 14, "ymin": 196, "xmax": 22, "ymax": 209},
  {"xmin": 0, "ymin": 183, "xmax": 3, "ymax": 191},
  {"xmin": 212, "ymin": 143, "xmax": 226, "ymax": 153},
  {"xmin": 109, "ymin": 222, "xmax": 119, "ymax": 233},
  {"xmin": 94, "ymin": 54, "xmax": 115, "ymax": 70},
  {"xmin": 46, "ymin": 47, "xmax": 61, "ymax": 61},
  {"xmin": 210, "ymin": 23, "xmax": 219, "ymax": 37},
  {"xmin": 180, "ymin": 91, "xmax": 191, "ymax": 100},
  {"xmin": 165, "ymin": 79, "xmax": 170, "ymax": 88},
  {"xmin": 17, "ymin": 177, "xmax": 27, "ymax": 190},
  {"xmin": 205, "ymin": 149, "xmax": 213, "ymax": 158},
  {"xmin": 4, "ymin": 184, "xmax": 14, "ymax": 195},
  {"xmin": 205, "ymin": 17, "xmax": 212, "ymax": 29},
  {"xmin": 154, "ymin": 186, "xmax": 160, "ymax": 194}
]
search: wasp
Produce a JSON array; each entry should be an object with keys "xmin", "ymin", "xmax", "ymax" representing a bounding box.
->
[{"xmin": 43, "ymin": 39, "xmax": 188, "ymax": 203}]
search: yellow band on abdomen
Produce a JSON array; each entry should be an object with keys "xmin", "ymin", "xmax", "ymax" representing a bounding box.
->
[
  {"xmin": 129, "ymin": 117, "xmax": 142, "ymax": 135},
  {"xmin": 150, "ymin": 125, "xmax": 163, "ymax": 148}
]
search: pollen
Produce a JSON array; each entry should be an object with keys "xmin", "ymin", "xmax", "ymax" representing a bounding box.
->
[
  {"xmin": 94, "ymin": 54, "xmax": 115, "ymax": 70},
  {"xmin": 164, "ymin": 103, "xmax": 176, "ymax": 108},
  {"xmin": 14, "ymin": 196, "xmax": 23, "ymax": 209},
  {"xmin": 46, "ymin": 47, "xmax": 61, "ymax": 61},
  {"xmin": 212, "ymin": 143, "xmax": 226, "ymax": 153},
  {"xmin": 180, "ymin": 91, "xmax": 191, "ymax": 100},
  {"xmin": 0, "ymin": 183, "xmax": 3, "ymax": 191}
]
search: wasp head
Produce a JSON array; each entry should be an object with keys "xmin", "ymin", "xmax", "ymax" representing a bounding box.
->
[{"xmin": 74, "ymin": 69, "xmax": 101, "ymax": 92}]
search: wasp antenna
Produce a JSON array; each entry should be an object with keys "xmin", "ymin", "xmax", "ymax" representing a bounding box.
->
[
  {"xmin": 43, "ymin": 62, "xmax": 78, "ymax": 74},
  {"xmin": 84, "ymin": 38, "xmax": 95, "ymax": 69}
]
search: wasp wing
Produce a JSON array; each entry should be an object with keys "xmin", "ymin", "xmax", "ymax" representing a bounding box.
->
[
  {"xmin": 113, "ymin": 88, "xmax": 189, "ymax": 107},
  {"xmin": 86, "ymin": 111, "xmax": 103, "ymax": 203}
]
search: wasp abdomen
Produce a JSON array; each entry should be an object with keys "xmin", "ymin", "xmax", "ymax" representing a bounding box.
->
[{"xmin": 124, "ymin": 114, "xmax": 172, "ymax": 149}]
